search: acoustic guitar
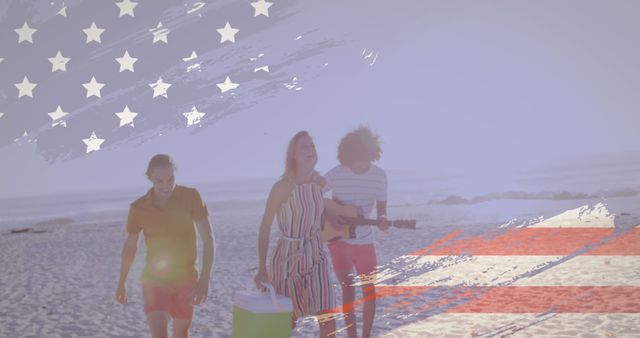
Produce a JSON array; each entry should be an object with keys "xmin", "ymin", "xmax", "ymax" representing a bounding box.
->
[{"xmin": 320, "ymin": 202, "xmax": 416, "ymax": 242}]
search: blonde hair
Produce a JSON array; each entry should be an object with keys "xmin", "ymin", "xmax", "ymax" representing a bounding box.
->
[
  {"xmin": 146, "ymin": 154, "xmax": 176, "ymax": 179},
  {"xmin": 283, "ymin": 130, "xmax": 315, "ymax": 178}
]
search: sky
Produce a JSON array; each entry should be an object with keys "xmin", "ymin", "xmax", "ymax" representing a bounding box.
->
[{"xmin": 0, "ymin": 0, "xmax": 639, "ymax": 198}]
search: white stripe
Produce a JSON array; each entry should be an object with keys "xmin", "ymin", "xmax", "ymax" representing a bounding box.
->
[
  {"xmin": 529, "ymin": 202, "xmax": 615, "ymax": 228},
  {"xmin": 377, "ymin": 255, "xmax": 640, "ymax": 287},
  {"xmin": 379, "ymin": 313, "xmax": 640, "ymax": 338}
]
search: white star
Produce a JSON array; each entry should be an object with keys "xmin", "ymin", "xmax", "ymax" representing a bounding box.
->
[
  {"xmin": 183, "ymin": 106, "xmax": 205, "ymax": 127},
  {"xmin": 116, "ymin": 0, "xmax": 138, "ymax": 17},
  {"xmin": 217, "ymin": 76, "xmax": 239, "ymax": 93},
  {"xmin": 83, "ymin": 22, "xmax": 105, "ymax": 43},
  {"xmin": 251, "ymin": 0, "xmax": 273, "ymax": 17},
  {"xmin": 183, "ymin": 50, "xmax": 198, "ymax": 62},
  {"xmin": 15, "ymin": 22, "xmax": 37, "ymax": 44},
  {"xmin": 183, "ymin": 51, "xmax": 200, "ymax": 72},
  {"xmin": 82, "ymin": 76, "xmax": 105, "ymax": 98},
  {"xmin": 0, "ymin": 112, "xmax": 4, "ymax": 119},
  {"xmin": 15, "ymin": 76, "xmax": 37, "ymax": 98},
  {"xmin": 149, "ymin": 21, "xmax": 170, "ymax": 43},
  {"xmin": 254, "ymin": 66, "xmax": 269, "ymax": 73},
  {"xmin": 57, "ymin": 6, "xmax": 67, "ymax": 17},
  {"xmin": 116, "ymin": 105, "xmax": 138, "ymax": 127},
  {"xmin": 48, "ymin": 51, "xmax": 70, "ymax": 72},
  {"xmin": 149, "ymin": 77, "xmax": 172, "ymax": 98},
  {"xmin": 115, "ymin": 50, "xmax": 138, "ymax": 72},
  {"xmin": 49, "ymin": 105, "xmax": 69, "ymax": 127},
  {"xmin": 82, "ymin": 132, "xmax": 105, "ymax": 153},
  {"xmin": 217, "ymin": 21, "xmax": 239, "ymax": 43},
  {"xmin": 0, "ymin": 58, "xmax": 4, "ymax": 63}
]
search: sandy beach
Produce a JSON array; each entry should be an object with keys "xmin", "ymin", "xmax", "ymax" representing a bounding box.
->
[
  {"xmin": 1, "ymin": 194, "xmax": 639, "ymax": 337},
  {"xmin": 1, "ymin": 0, "xmax": 639, "ymax": 336}
]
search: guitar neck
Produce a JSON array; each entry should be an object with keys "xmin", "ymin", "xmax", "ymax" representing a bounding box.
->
[{"xmin": 341, "ymin": 217, "xmax": 398, "ymax": 227}]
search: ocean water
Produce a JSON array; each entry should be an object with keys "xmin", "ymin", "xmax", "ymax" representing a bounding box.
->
[{"xmin": 1, "ymin": 164, "xmax": 638, "ymax": 231}]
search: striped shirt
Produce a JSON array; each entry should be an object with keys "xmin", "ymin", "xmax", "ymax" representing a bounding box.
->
[{"xmin": 324, "ymin": 164, "xmax": 387, "ymax": 245}]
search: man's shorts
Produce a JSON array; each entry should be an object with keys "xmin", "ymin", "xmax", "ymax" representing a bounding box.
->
[
  {"xmin": 143, "ymin": 280, "xmax": 196, "ymax": 319},
  {"xmin": 327, "ymin": 240, "xmax": 377, "ymax": 279}
]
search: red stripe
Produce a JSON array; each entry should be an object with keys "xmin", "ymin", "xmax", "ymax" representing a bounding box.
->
[
  {"xmin": 409, "ymin": 228, "xmax": 640, "ymax": 256},
  {"xmin": 363, "ymin": 286, "xmax": 640, "ymax": 313},
  {"xmin": 587, "ymin": 228, "xmax": 640, "ymax": 255},
  {"xmin": 409, "ymin": 230, "xmax": 462, "ymax": 256}
]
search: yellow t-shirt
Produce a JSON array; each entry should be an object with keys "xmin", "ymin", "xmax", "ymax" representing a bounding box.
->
[{"xmin": 127, "ymin": 185, "xmax": 209, "ymax": 284}]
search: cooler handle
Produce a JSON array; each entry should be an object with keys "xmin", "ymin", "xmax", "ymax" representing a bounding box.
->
[{"xmin": 261, "ymin": 282, "xmax": 285, "ymax": 311}]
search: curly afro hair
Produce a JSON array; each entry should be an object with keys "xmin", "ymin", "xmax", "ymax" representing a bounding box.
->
[{"xmin": 337, "ymin": 126, "xmax": 382, "ymax": 165}]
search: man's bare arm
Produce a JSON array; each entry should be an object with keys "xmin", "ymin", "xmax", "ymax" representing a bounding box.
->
[
  {"xmin": 192, "ymin": 217, "xmax": 214, "ymax": 305},
  {"xmin": 196, "ymin": 217, "xmax": 215, "ymax": 281},
  {"xmin": 116, "ymin": 233, "xmax": 139, "ymax": 304}
]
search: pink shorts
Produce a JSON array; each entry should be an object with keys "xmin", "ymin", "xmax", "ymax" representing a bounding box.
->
[
  {"xmin": 328, "ymin": 241, "xmax": 377, "ymax": 276},
  {"xmin": 143, "ymin": 280, "xmax": 195, "ymax": 319}
]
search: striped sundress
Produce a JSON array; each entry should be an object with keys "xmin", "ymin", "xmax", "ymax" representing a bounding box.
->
[{"xmin": 269, "ymin": 183, "xmax": 335, "ymax": 318}]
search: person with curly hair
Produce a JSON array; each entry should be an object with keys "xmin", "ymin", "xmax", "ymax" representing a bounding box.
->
[{"xmin": 322, "ymin": 126, "xmax": 389, "ymax": 338}]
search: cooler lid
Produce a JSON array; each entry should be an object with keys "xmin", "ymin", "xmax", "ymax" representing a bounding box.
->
[{"xmin": 234, "ymin": 291, "xmax": 293, "ymax": 313}]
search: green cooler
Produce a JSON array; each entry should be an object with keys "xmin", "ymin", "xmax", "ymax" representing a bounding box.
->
[{"xmin": 232, "ymin": 283, "xmax": 293, "ymax": 338}]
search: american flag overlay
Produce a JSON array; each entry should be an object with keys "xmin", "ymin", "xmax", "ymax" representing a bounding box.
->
[
  {"xmin": 360, "ymin": 203, "xmax": 640, "ymax": 337},
  {"xmin": 0, "ymin": 0, "xmax": 344, "ymax": 162}
]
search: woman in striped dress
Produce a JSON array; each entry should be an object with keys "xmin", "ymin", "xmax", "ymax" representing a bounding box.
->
[{"xmin": 254, "ymin": 130, "xmax": 351, "ymax": 338}]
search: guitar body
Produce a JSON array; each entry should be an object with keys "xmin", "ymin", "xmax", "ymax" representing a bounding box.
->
[
  {"xmin": 320, "ymin": 216, "xmax": 356, "ymax": 242},
  {"xmin": 320, "ymin": 201, "xmax": 359, "ymax": 242}
]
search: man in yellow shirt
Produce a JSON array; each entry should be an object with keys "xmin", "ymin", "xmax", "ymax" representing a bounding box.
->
[{"xmin": 116, "ymin": 154, "xmax": 215, "ymax": 338}]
